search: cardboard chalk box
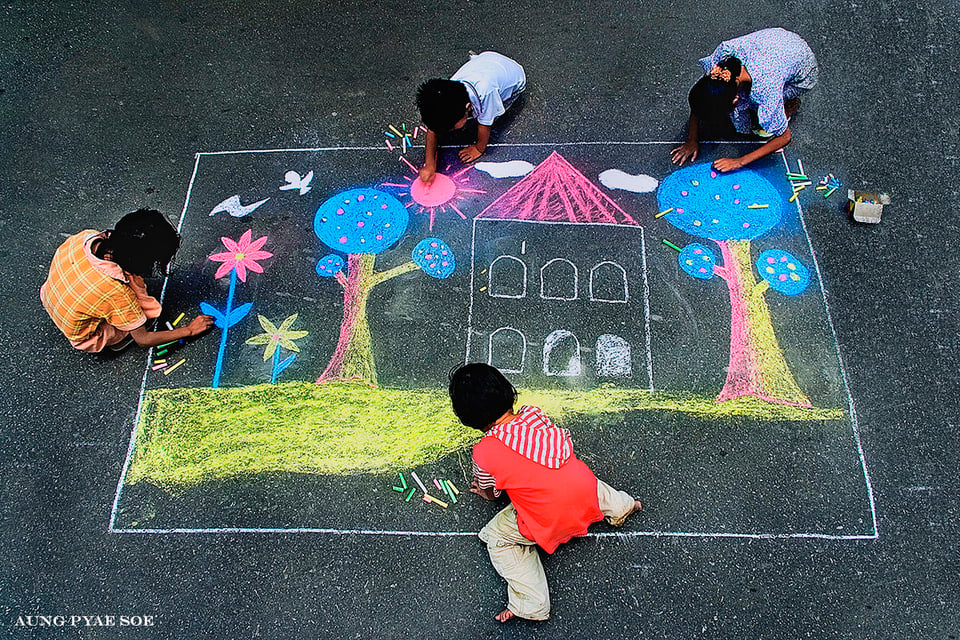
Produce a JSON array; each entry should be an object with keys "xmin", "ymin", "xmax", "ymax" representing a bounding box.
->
[{"xmin": 848, "ymin": 189, "xmax": 890, "ymax": 224}]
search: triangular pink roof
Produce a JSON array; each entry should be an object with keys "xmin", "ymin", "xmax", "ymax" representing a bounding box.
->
[{"xmin": 477, "ymin": 151, "xmax": 638, "ymax": 225}]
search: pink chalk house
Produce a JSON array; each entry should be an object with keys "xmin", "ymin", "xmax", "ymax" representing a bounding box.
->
[{"xmin": 465, "ymin": 151, "xmax": 653, "ymax": 389}]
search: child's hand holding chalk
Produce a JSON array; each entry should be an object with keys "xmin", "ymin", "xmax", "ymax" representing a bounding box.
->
[{"xmin": 185, "ymin": 315, "xmax": 215, "ymax": 336}]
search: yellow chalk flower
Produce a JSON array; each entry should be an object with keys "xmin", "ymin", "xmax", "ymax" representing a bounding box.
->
[{"xmin": 246, "ymin": 314, "xmax": 308, "ymax": 361}]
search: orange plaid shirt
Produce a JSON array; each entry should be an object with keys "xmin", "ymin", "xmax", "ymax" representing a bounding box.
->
[{"xmin": 40, "ymin": 230, "xmax": 147, "ymax": 342}]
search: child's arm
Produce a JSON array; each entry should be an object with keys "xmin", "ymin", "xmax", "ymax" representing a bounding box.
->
[
  {"xmin": 470, "ymin": 477, "xmax": 499, "ymax": 501},
  {"xmin": 129, "ymin": 315, "xmax": 214, "ymax": 348},
  {"xmin": 418, "ymin": 128, "xmax": 439, "ymax": 184},
  {"xmin": 713, "ymin": 128, "xmax": 791, "ymax": 172},
  {"xmin": 670, "ymin": 111, "xmax": 700, "ymax": 165},
  {"xmin": 458, "ymin": 124, "xmax": 491, "ymax": 162}
]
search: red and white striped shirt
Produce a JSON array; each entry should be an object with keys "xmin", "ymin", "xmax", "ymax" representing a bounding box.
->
[{"xmin": 473, "ymin": 406, "xmax": 573, "ymax": 492}]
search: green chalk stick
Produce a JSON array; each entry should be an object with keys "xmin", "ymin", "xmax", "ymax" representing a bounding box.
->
[
  {"xmin": 445, "ymin": 480, "xmax": 458, "ymax": 503},
  {"xmin": 398, "ymin": 472, "xmax": 407, "ymax": 490},
  {"xmin": 392, "ymin": 486, "xmax": 404, "ymax": 492},
  {"xmin": 662, "ymin": 240, "xmax": 682, "ymax": 252},
  {"xmin": 405, "ymin": 488, "xmax": 416, "ymax": 502},
  {"xmin": 156, "ymin": 349, "xmax": 168, "ymax": 356},
  {"xmin": 157, "ymin": 340, "xmax": 177, "ymax": 349}
]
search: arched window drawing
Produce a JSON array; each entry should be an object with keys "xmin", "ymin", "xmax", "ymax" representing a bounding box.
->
[
  {"xmin": 488, "ymin": 255, "xmax": 527, "ymax": 298},
  {"xmin": 543, "ymin": 330, "xmax": 581, "ymax": 377},
  {"xmin": 489, "ymin": 327, "xmax": 526, "ymax": 373},
  {"xmin": 540, "ymin": 258, "xmax": 578, "ymax": 300},
  {"xmin": 596, "ymin": 334, "xmax": 632, "ymax": 377},
  {"xmin": 589, "ymin": 261, "xmax": 629, "ymax": 303}
]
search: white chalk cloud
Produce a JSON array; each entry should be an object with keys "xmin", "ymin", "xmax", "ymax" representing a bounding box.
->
[
  {"xmin": 598, "ymin": 169, "xmax": 659, "ymax": 193},
  {"xmin": 474, "ymin": 160, "xmax": 535, "ymax": 178}
]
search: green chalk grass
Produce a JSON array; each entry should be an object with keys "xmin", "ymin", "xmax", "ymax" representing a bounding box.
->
[{"xmin": 126, "ymin": 380, "xmax": 843, "ymax": 493}]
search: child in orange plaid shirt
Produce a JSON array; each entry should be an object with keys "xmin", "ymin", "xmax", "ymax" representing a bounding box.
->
[{"xmin": 41, "ymin": 209, "xmax": 213, "ymax": 352}]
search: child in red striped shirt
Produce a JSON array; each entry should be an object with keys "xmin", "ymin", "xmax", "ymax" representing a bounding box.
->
[{"xmin": 449, "ymin": 363, "xmax": 642, "ymax": 622}]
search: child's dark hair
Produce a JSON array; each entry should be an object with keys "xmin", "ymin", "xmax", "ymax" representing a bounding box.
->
[
  {"xmin": 416, "ymin": 79, "xmax": 470, "ymax": 132},
  {"xmin": 101, "ymin": 208, "xmax": 181, "ymax": 278},
  {"xmin": 448, "ymin": 363, "xmax": 517, "ymax": 430},
  {"xmin": 689, "ymin": 57, "xmax": 743, "ymax": 122}
]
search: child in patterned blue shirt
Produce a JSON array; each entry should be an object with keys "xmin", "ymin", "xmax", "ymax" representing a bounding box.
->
[{"xmin": 672, "ymin": 28, "xmax": 818, "ymax": 172}]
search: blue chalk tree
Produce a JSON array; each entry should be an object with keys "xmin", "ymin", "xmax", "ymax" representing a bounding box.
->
[
  {"xmin": 314, "ymin": 187, "xmax": 455, "ymax": 385},
  {"xmin": 657, "ymin": 163, "xmax": 812, "ymax": 407}
]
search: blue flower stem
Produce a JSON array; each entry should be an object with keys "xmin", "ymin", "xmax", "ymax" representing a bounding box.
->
[
  {"xmin": 270, "ymin": 347, "xmax": 280, "ymax": 384},
  {"xmin": 211, "ymin": 269, "xmax": 237, "ymax": 389}
]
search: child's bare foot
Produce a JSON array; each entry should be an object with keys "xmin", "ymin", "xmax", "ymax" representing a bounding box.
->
[
  {"xmin": 607, "ymin": 499, "xmax": 642, "ymax": 527},
  {"xmin": 495, "ymin": 609, "xmax": 515, "ymax": 623}
]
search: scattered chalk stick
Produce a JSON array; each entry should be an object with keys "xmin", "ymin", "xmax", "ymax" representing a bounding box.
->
[
  {"xmin": 173, "ymin": 312, "xmax": 185, "ymax": 327},
  {"xmin": 433, "ymin": 478, "xmax": 443, "ymax": 493},
  {"xmin": 388, "ymin": 124, "xmax": 403, "ymax": 137},
  {"xmin": 392, "ymin": 486, "xmax": 404, "ymax": 492},
  {"xmin": 797, "ymin": 158, "xmax": 805, "ymax": 176},
  {"xmin": 747, "ymin": 204, "xmax": 769, "ymax": 209},
  {"xmin": 398, "ymin": 472, "xmax": 407, "ymax": 490},
  {"xmin": 405, "ymin": 488, "xmax": 416, "ymax": 502},
  {"xmin": 151, "ymin": 363, "xmax": 167, "ymax": 371},
  {"xmin": 154, "ymin": 359, "xmax": 167, "ymax": 364},
  {"xmin": 655, "ymin": 208, "xmax": 673, "ymax": 218},
  {"xmin": 157, "ymin": 340, "xmax": 177, "ymax": 349},
  {"xmin": 165, "ymin": 321, "xmax": 174, "ymax": 330},
  {"xmin": 447, "ymin": 480, "xmax": 460, "ymax": 495},
  {"xmin": 384, "ymin": 130, "xmax": 396, "ymax": 139},
  {"xmin": 163, "ymin": 358, "xmax": 186, "ymax": 375},
  {"xmin": 425, "ymin": 495, "xmax": 448, "ymax": 508},
  {"xmin": 410, "ymin": 471, "xmax": 429, "ymax": 493},
  {"xmin": 444, "ymin": 480, "xmax": 458, "ymax": 503},
  {"xmin": 788, "ymin": 192, "xmax": 798, "ymax": 203},
  {"xmin": 386, "ymin": 139, "xmax": 394, "ymax": 151},
  {"xmin": 156, "ymin": 349, "xmax": 168, "ymax": 357},
  {"xmin": 662, "ymin": 240, "xmax": 682, "ymax": 252}
]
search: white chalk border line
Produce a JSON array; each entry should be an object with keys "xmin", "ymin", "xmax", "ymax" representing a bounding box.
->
[{"xmin": 108, "ymin": 143, "xmax": 878, "ymax": 541}]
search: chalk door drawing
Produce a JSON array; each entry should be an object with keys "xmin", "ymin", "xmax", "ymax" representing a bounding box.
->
[{"xmin": 111, "ymin": 144, "xmax": 874, "ymax": 541}]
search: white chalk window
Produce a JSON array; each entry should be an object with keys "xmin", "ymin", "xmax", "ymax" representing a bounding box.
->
[
  {"xmin": 596, "ymin": 334, "xmax": 632, "ymax": 377},
  {"xmin": 543, "ymin": 330, "xmax": 581, "ymax": 377},
  {"xmin": 489, "ymin": 327, "xmax": 526, "ymax": 374},
  {"xmin": 489, "ymin": 256, "xmax": 527, "ymax": 299},
  {"xmin": 589, "ymin": 261, "xmax": 629, "ymax": 303},
  {"xmin": 540, "ymin": 258, "xmax": 578, "ymax": 300}
]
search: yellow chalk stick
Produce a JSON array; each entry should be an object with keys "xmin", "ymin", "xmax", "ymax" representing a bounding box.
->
[
  {"xmin": 747, "ymin": 204, "xmax": 769, "ymax": 209},
  {"xmin": 428, "ymin": 495, "xmax": 449, "ymax": 508},
  {"xmin": 788, "ymin": 192, "xmax": 798, "ymax": 203},
  {"xmin": 163, "ymin": 358, "xmax": 186, "ymax": 375},
  {"xmin": 447, "ymin": 480, "xmax": 460, "ymax": 495},
  {"xmin": 154, "ymin": 359, "xmax": 167, "ymax": 364},
  {"xmin": 388, "ymin": 124, "xmax": 403, "ymax": 137},
  {"xmin": 173, "ymin": 312, "xmax": 185, "ymax": 327},
  {"xmin": 655, "ymin": 208, "xmax": 673, "ymax": 218}
]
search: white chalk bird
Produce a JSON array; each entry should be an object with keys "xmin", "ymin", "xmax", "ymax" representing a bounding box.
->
[
  {"xmin": 208, "ymin": 195, "xmax": 270, "ymax": 217},
  {"xmin": 279, "ymin": 170, "xmax": 314, "ymax": 195}
]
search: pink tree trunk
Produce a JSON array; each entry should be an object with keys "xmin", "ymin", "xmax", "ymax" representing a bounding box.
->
[{"xmin": 715, "ymin": 239, "xmax": 811, "ymax": 407}]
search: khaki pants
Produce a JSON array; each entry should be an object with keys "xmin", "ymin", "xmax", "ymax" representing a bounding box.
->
[{"xmin": 477, "ymin": 479, "xmax": 636, "ymax": 620}]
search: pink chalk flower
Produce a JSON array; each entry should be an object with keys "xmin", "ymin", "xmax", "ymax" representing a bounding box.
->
[{"xmin": 209, "ymin": 229, "xmax": 273, "ymax": 281}]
